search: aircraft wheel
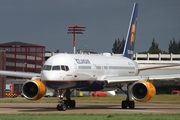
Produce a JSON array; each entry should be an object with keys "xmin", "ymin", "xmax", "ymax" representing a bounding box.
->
[
  {"xmin": 61, "ymin": 104, "xmax": 67, "ymax": 111},
  {"xmin": 121, "ymin": 101, "xmax": 128, "ymax": 109},
  {"xmin": 56, "ymin": 104, "xmax": 67, "ymax": 111},
  {"xmin": 129, "ymin": 101, "xmax": 135, "ymax": 109},
  {"xmin": 57, "ymin": 104, "xmax": 61, "ymax": 111},
  {"xmin": 70, "ymin": 100, "xmax": 76, "ymax": 108}
]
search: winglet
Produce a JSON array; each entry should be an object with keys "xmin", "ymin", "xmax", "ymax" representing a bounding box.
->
[{"xmin": 123, "ymin": 2, "xmax": 138, "ymax": 59}]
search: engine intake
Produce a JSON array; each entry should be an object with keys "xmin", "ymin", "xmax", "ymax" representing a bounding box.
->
[
  {"xmin": 22, "ymin": 80, "xmax": 46, "ymax": 100},
  {"xmin": 131, "ymin": 81, "xmax": 156, "ymax": 102}
]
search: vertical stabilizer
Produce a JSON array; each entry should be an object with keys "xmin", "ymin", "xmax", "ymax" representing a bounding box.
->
[{"xmin": 123, "ymin": 3, "xmax": 138, "ymax": 59}]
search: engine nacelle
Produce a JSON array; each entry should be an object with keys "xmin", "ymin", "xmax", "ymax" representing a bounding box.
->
[
  {"xmin": 131, "ymin": 81, "xmax": 156, "ymax": 102},
  {"xmin": 22, "ymin": 80, "xmax": 46, "ymax": 100}
]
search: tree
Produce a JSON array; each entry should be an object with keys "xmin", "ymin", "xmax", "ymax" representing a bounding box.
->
[
  {"xmin": 168, "ymin": 38, "xmax": 180, "ymax": 54},
  {"xmin": 55, "ymin": 49, "xmax": 60, "ymax": 53},
  {"xmin": 149, "ymin": 38, "xmax": 158, "ymax": 50},
  {"xmin": 148, "ymin": 38, "xmax": 162, "ymax": 54},
  {"xmin": 112, "ymin": 38, "xmax": 125, "ymax": 54}
]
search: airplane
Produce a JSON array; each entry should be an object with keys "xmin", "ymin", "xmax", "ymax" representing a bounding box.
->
[{"xmin": 0, "ymin": 2, "xmax": 180, "ymax": 111}]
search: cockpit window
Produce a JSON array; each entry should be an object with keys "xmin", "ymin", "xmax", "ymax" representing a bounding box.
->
[
  {"xmin": 52, "ymin": 66, "xmax": 60, "ymax": 71},
  {"xmin": 65, "ymin": 66, "xmax": 69, "ymax": 71},
  {"xmin": 61, "ymin": 65, "xmax": 66, "ymax": 71},
  {"xmin": 43, "ymin": 65, "xmax": 52, "ymax": 70},
  {"xmin": 43, "ymin": 65, "xmax": 69, "ymax": 71},
  {"xmin": 61, "ymin": 65, "xmax": 69, "ymax": 71}
]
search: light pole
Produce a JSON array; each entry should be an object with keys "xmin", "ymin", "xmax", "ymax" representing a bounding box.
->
[{"xmin": 68, "ymin": 25, "xmax": 85, "ymax": 54}]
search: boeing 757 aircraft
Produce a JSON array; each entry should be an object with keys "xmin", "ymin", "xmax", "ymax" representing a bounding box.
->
[{"xmin": 0, "ymin": 2, "xmax": 180, "ymax": 111}]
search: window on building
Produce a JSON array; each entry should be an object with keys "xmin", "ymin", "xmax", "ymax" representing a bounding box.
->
[
  {"xmin": 37, "ymin": 48, "xmax": 43, "ymax": 52},
  {"xmin": 16, "ymin": 47, "xmax": 22, "ymax": 52}
]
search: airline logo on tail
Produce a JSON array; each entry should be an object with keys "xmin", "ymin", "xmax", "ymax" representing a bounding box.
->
[{"xmin": 123, "ymin": 3, "xmax": 138, "ymax": 59}]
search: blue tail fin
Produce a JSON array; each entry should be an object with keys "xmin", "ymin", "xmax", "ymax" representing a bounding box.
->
[{"xmin": 123, "ymin": 2, "xmax": 138, "ymax": 59}]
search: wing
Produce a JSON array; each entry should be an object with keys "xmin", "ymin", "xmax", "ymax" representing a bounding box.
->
[
  {"xmin": 104, "ymin": 74, "xmax": 180, "ymax": 85},
  {"xmin": 139, "ymin": 64, "xmax": 180, "ymax": 71},
  {"xmin": 0, "ymin": 70, "xmax": 41, "ymax": 78}
]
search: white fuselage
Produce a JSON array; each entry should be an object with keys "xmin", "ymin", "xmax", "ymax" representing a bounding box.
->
[{"xmin": 41, "ymin": 53, "xmax": 139, "ymax": 91}]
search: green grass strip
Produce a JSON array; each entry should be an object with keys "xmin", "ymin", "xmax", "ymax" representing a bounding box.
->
[{"xmin": 1, "ymin": 95, "xmax": 180, "ymax": 103}]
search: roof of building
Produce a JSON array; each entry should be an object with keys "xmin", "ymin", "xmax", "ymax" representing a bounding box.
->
[{"xmin": 0, "ymin": 41, "xmax": 44, "ymax": 47}]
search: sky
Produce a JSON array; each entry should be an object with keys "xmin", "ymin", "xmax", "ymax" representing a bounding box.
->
[{"xmin": 0, "ymin": 0, "xmax": 180, "ymax": 53}]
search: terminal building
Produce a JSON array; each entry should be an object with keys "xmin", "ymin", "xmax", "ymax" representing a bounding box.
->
[
  {"xmin": 0, "ymin": 51, "xmax": 6, "ymax": 98},
  {"xmin": 0, "ymin": 41, "xmax": 45, "ymax": 93}
]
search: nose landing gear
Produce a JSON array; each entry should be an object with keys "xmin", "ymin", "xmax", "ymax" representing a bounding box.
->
[
  {"xmin": 56, "ymin": 89, "xmax": 67, "ymax": 111},
  {"xmin": 56, "ymin": 89, "xmax": 76, "ymax": 111}
]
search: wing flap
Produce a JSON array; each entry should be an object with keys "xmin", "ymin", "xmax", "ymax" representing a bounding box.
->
[
  {"xmin": 139, "ymin": 64, "xmax": 180, "ymax": 71},
  {"xmin": 105, "ymin": 76, "xmax": 141, "ymax": 84},
  {"xmin": 105, "ymin": 74, "xmax": 180, "ymax": 85}
]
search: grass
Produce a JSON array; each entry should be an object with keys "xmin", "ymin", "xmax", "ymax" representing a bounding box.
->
[
  {"xmin": 1, "ymin": 95, "xmax": 180, "ymax": 119},
  {"xmin": 1, "ymin": 94, "xmax": 180, "ymax": 103}
]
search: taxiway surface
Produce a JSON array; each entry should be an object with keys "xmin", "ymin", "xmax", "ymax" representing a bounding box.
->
[{"xmin": 0, "ymin": 103, "xmax": 180, "ymax": 114}]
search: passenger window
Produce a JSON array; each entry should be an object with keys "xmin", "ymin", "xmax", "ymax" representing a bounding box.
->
[
  {"xmin": 52, "ymin": 66, "xmax": 60, "ymax": 71},
  {"xmin": 44, "ymin": 65, "xmax": 52, "ymax": 70}
]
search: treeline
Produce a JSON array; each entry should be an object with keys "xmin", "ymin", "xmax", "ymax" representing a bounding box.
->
[{"xmin": 112, "ymin": 38, "xmax": 180, "ymax": 54}]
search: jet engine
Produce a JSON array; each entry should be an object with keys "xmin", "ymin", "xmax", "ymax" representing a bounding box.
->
[
  {"xmin": 22, "ymin": 80, "xmax": 46, "ymax": 100},
  {"xmin": 131, "ymin": 81, "xmax": 156, "ymax": 102}
]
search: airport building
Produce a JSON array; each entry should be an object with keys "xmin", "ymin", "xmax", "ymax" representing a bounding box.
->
[
  {"xmin": 0, "ymin": 50, "xmax": 6, "ymax": 98},
  {"xmin": 0, "ymin": 41, "xmax": 45, "ymax": 93}
]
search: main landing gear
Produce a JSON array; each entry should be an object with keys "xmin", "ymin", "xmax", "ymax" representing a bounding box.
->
[
  {"xmin": 117, "ymin": 84, "xmax": 135, "ymax": 109},
  {"xmin": 121, "ymin": 96, "xmax": 135, "ymax": 109},
  {"xmin": 56, "ymin": 89, "xmax": 76, "ymax": 111}
]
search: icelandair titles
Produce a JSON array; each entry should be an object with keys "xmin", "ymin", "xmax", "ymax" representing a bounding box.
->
[
  {"xmin": 75, "ymin": 59, "xmax": 91, "ymax": 64},
  {"xmin": 128, "ymin": 50, "xmax": 134, "ymax": 54}
]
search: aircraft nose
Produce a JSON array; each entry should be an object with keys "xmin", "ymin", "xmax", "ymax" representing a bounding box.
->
[
  {"xmin": 41, "ymin": 71, "xmax": 58, "ymax": 80},
  {"xmin": 41, "ymin": 71, "xmax": 63, "ymax": 80},
  {"xmin": 41, "ymin": 71, "xmax": 50, "ymax": 80}
]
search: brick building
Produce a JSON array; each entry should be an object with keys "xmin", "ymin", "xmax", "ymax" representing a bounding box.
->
[
  {"xmin": 0, "ymin": 41, "xmax": 45, "ymax": 92},
  {"xmin": 0, "ymin": 51, "xmax": 6, "ymax": 98}
]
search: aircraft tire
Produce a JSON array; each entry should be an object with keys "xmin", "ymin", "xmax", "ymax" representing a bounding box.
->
[
  {"xmin": 57, "ymin": 104, "xmax": 61, "ymax": 111},
  {"xmin": 56, "ymin": 104, "xmax": 67, "ymax": 111},
  {"xmin": 61, "ymin": 104, "xmax": 67, "ymax": 111},
  {"xmin": 69, "ymin": 100, "xmax": 76, "ymax": 108},
  {"xmin": 129, "ymin": 101, "xmax": 135, "ymax": 109},
  {"xmin": 121, "ymin": 101, "xmax": 128, "ymax": 109}
]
